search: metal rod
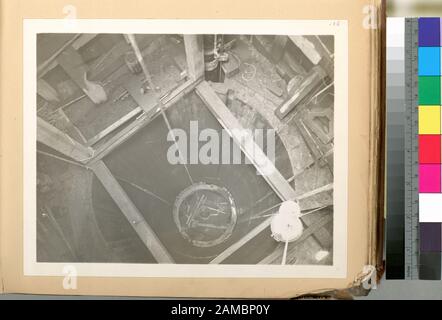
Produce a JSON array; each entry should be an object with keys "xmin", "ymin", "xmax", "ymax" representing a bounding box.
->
[
  {"xmin": 281, "ymin": 239, "xmax": 289, "ymax": 265},
  {"xmin": 126, "ymin": 34, "xmax": 194, "ymax": 185},
  {"xmin": 115, "ymin": 176, "xmax": 171, "ymax": 206}
]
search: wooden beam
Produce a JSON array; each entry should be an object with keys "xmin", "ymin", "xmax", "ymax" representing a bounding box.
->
[
  {"xmin": 57, "ymin": 108, "xmax": 88, "ymax": 144},
  {"xmin": 37, "ymin": 34, "xmax": 82, "ymax": 77},
  {"xmin": 210, "ymin": 217, "xmax": 273, "ymax": 264},
  {"xmin": 37, "ymin": 34, "xmax": 98, "ymax": 78},
  {"xmin": 197, "ymin": 80, "xmax": 300, "ymax": 264},
  {"xmin": 289, "ymin": 35, "xmax": 334, "ymax": 78},
  {"xmin": 305, "ymin": 36, "xmax": 334, "ymax": 77},
  {"xmin": 196, "ymin": 81, "xmax": 297, "ymax": 202},
  {"xmin": 90, "ymin": 161, "xmax": 174, "ymax": 263},
  {"xmin": 37, "ymin": 117, "xmax": 93, "ymax": 163},
  {"xmin": 275, "ymin": 66, "xmax": 327, "ymax": 120},
  {"xmin": 289, "ymin": 36, "xmax": 323, "ymax": 65},
  {"xmin": 183, "ymin": 35, "xmax": 205, "ymax": 80},
  {"xmin": 37, "ymin": 79, "xmax": 60, "ymax": 103},
  {"xmin": 86, "ymin": 107, "xmax": 143, "ymax": 146}
]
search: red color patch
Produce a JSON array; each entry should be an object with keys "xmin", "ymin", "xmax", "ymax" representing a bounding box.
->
[{"xmin": 420, "ymin": 135, "xmax": 441, "ymax": 164}]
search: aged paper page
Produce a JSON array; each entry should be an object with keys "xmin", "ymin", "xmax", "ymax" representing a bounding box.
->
[{"xmin": 0, "ymin": 0, "xmax": 381, "ymax": 298}]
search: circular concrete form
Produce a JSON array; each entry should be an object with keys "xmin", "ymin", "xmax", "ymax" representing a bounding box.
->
[{"xmin": 173, "ymin": 183, "xmax": 238, "ymax": 248}]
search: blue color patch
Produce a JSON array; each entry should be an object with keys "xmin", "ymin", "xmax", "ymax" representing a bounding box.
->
[
  {"xmin": 419, "ymin": 47, "xmax": 441, "ymax": 76},
  {"xmin": 419, "ymin": 18, "xmax": 441, "ymax": 47}
]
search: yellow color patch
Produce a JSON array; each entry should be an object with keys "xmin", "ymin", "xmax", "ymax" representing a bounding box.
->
[{"xmin": 419, "ymin": 106, "xmax": 441, "ymax": 134}]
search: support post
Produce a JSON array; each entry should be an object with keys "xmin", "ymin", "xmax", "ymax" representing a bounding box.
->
[{"xmin": 184, "ymin": 35, "xmax": 205, "ymax": 80}]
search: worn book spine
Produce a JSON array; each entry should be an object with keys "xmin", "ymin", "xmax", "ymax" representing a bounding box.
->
[
  {"xmin": 367, "ymin": 0, "xmax": 386, "ymax": 280},
  {"xmin": 302, "ymin": 0, "xmax": 387, "ymax": 299},
  {"xmin": 350, "ymin": 0, "xmax": 386, "ymax": 296}
]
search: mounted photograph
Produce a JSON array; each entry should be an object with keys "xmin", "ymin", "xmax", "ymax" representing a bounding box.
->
[{"xmin": 24, "ymin": 20, "xmax": 348, "ymax": 278}]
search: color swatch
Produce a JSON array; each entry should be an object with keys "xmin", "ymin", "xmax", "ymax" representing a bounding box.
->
[{"xmin": 418, "ymin": 17, "xmax": 442, "ymax": 280}]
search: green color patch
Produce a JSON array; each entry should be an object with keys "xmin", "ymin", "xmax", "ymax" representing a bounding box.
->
[{"xmin": 419, "ymin": 76, "xmax": 441, "ymax": 105}]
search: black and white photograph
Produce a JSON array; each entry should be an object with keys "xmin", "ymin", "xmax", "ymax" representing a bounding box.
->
[{"xmin": 25, "ymin": 20, "xmax": 348, "ymax": 278}]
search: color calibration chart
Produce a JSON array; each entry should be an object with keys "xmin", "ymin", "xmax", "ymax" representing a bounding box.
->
[
  {"xmin": 418, "ymin": 17, "xmax": 442, "ymax": 280},
  {"xmin": 387, "ymin": 17, "xmax": 442, "ymax": 280}
]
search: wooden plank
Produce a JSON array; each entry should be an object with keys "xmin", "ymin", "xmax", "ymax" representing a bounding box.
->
[
  {"xmin": 37, "ymin": 79, "xmax": 60, "ymax": 103},
  {"xmin": 37, "ymin": 117, "xmax": 93, "ymax": 163},
  {"xmin": 38, "ymin": 34, "xmax": 98, "ymax": 78},
  {"xmin": 183, "ymin": 35, "xmax": 205, "ymax": 80},
  {"xmin": 86, "ymin": 107, "xmax": 143, "ymax": 146},
  {"xmin": 289, "ymin": 36, "xmax": 322, "ymax": 65},
  {"xmin": 91, "ymin": 161, "xmax": 174, "ymax": 263},
  {"xmin": 37, "ymin": 34, "xmax": 81, "ymax": 77},
  {"xmin": 289, "ymin": 35, "xmax": 334, "ymax": 78},
  {"xmin": 196, "ymin": 81, "xmax": 297, "ymax": 202},
  {"xmin": 275, "ymin": 66, "xmax": 327, "ymax": 120},
  {"xmin": 57, "ymin": 108, "xmax": 88, "ymax": 144},
  {"xmin": 305, "ymin": 36, "xmax": 334, "ymax": 78},
  {"xmin": 210, "ymin": 217, "xmax": 273, "ymax": 264}
]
